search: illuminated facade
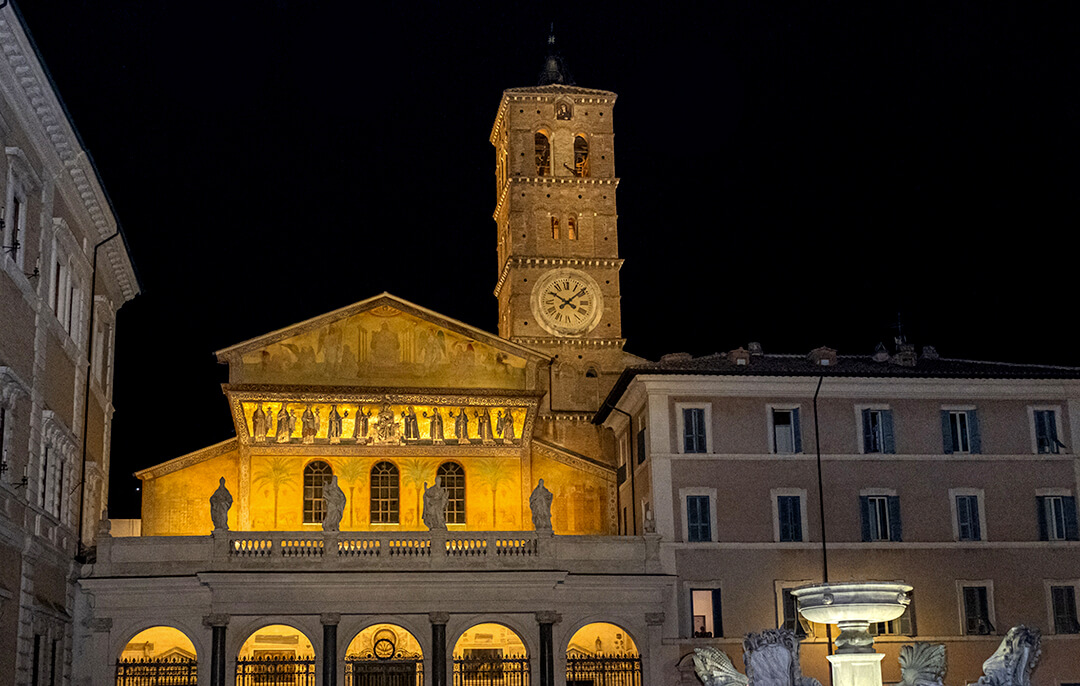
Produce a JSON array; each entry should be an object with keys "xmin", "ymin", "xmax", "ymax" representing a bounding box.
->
[{"xmin": 0, "ymin": 5, "xmax": 139, "ymax": 686}]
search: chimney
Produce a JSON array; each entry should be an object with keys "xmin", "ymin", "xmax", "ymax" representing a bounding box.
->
[
  {"xmin": 921, "ymin": 345, "xmax": 940, "ymax": 360},
  {"xmin": 892, "ymin": 343, "xmax": 918, "ymax": 367},
  {"xmin": 808, "ymin": 347, "xmax": 837, "ymax": 367},
  {"xmin": 728, "ymin": 348, "xmax": 751, "ymax": 366},
  {"xmin": 748, "ymin": 342, "xmax": 764, "ymax": 357},
  {"xmin": 873, "ymin": 343, "xmax": 890, "ymax": 363}
]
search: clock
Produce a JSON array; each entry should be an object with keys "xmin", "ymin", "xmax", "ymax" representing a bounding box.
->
[{"xmin": 531, "ymin": 269, "xmax": 604, "ymax": 336}]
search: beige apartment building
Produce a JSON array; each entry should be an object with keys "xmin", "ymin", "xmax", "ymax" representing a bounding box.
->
[
  {"xmin": 0, "ymin": 4, "xmax": 139, "ymax": 685},
  {"xmin": 597, "ymin": 346, "xmax": 1080, "ymax": 685}
]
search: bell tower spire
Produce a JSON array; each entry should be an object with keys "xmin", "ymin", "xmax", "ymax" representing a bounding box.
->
[{"xmin": 538, "ymin": 23, "xmax": 574, "ymax": 86}]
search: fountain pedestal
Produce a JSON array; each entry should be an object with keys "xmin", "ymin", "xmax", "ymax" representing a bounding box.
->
[{"xmin": 792, "ymin": 582, "xmax": 912, "ymax": 686}]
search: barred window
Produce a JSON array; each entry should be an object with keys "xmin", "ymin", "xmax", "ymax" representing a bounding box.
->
[
  {"xmin": 303, "ymin": 460, "xmax": 332, "ymax": 524},
  {"xmin": 438, "ymin": 462, "xmax": 466, "ymax": 524},
  {"xmin": 370, "ymin": 461, "xmax": 400, "ymax": 524}
]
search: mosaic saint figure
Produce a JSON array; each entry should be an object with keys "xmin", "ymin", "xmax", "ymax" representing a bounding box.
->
[
  {"xmin": 328, "ymin": 405, "xmax": 343, "ymax": 444},
  {"xmin": 322, "ymin": 475, "xmax": 346, "ymax": 532},
  {"xmin": 251, "ymin": 404, "xmax": 267, "ymax": 442},
  {"xmin": 376, "ymin": 399, "xmax": 396, "ymax": 442},
  {"xmin": 475, "ymin": 409, "xmax": 494, "ymax": 443},
  {"xmin": 275, "ymin": 404, "xmax": 292, "ymax": 443},
  {"xmin": 529, "ymin": 479, "xmax": 553, "ymax": 532},
  {"xmin": 422, "ymin": 478, "xmax": 449, "ymax": 531},
  {"xmin": 402, "ymin": 406, "xmax": 420, "ymax": 440},
  {"xmin": 425, "ymin": 407, "xmax": 444, "ymax": 442},
  {"xmin": 496, "ymin": 409, "xmax": 516, "ymax": 442},
  {"xmin": 355, "ymin": 406, "xmax": 372, "ymax": 441},
  {"xmin": 302, "ymin": 405, "xmax": 319, "ymax": 444},
  {"xmin": 449, "ymin": 407, "xmax": 470, "ymax": 443},
  {"xmin": 370, "ymin": 322, "xmax": 400, "ymax": 367},
  {"xmin": 210, "ymin": 477, "xmax": 233, "ymax": 531}
]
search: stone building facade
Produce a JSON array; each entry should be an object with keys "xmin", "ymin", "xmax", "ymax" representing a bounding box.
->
[{"xmin": 0, "ymin": 4, "xmax": 139, "ymax": 686}]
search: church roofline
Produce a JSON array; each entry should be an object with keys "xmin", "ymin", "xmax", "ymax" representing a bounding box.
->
[
  {"xmin": 135, "ymin": 437, "xmax": 238, "ymax": 480},
  {"xmin": 214, "ymin": 292, "xmax": 552, "ymax": 363}
]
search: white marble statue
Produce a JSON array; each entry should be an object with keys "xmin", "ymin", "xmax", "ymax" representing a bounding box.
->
[
  {"xmin": 422, "ymin": 478, "xmax": 448, "ymax": 531},
  {"xmin": 322, "ymin": 475, "xmax": 346, "ymax": 532},
  {"xmin": 529, "ymin": 479, "xmax": 554, "ymax": 532},
  {"xmin": 898, "ymin": 643, "xmax": 946, "ymax": 686},
  {"xmin": 210, "ymin": 477, "xmax": 232, "ymax": 531},
  {"xmin": 693, "ymin": 647, "xmax": 749, "ymax": 686},
  {"xmin": 971, "ymin": 626, "xmax": 1041, "ymax": 686},
  {"xmin": 743, "ymin": 629, "xmax": 821, "ymax": 686}
]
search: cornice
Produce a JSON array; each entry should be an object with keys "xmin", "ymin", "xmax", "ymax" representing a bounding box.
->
[
  {"xmin": 531, "ymin": 438, "xmax": 615, "ymax": 481},
  {"xmin": 512, "ymin": 337, "xmax": 626, "ymax": 350},
  {"xmin": 490, "ymin": 89, "xmax": 617, "ymax": 144},
  {"xmin": 492, "ymin": 176, "xmax": 619, "ymax": 220},
  {"xmin": 493, "ymin": 256, "xmax": 623, "ymax": 298},
  {"xmin": 136, "ymin": 438, "xmax": 239, "ymax": 480},
  {"xmin": 0, "ymin": 12, "xmax": 138, "ymax": 302}
]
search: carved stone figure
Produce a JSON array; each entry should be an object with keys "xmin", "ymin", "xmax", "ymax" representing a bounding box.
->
[
  {"xmin": 251, "ymin": 404, "xmax": 267, "ymax": 442},
  {"xmin": 475, "ymin": 409, "xmax": 494, "ymax": 444},
  {"xmin": 302, "ymin": 405, "xmax": 319, "ymax": 444},
  {"xmin": 210, "ymin": 477, "xmax": 232, "ymax": 531},
  {"xmin": 972, "ymin": 626, "xmax": 1041, "ymax": 686},
  {"xmin": 496, "ymin": 409, "xmax": 516, "ymax": 442},
  {"xmin": 328, "ymin": 405, "xmax": 343, "ymax": 444},
  {"xmin": 743, "ymin": 629, "xmax": 822, "ymax": 686},
  {"xmin": 643, "ymin": 505, "xmax": 656, "ymax": 534},
  {"xmin": 529, "ymin": 479, "xmax": 554, "ymax": 532},
  {"xmin": 425, "ymin": 408, "xmax": 444, "ymax": 443},
  {"xmin": 376, "ymin": 399, "xmax": 396, "ymax": 442},
  {"xmin": 355, "ymin": 406, "xmax": 371, "ymax": 441},
  {"xmin": 898, "ymin": 643, "xmax": 946, "ymax": 686},
  {"xmin": 449, "ymin": 407, "xmax": 470, "ymax": 443},
  {"xmin": 422, "ymin": 478, "xmax": 449, "ymax": 531},
  {"xmin": 694, "ymin": 647, "xmax": 749, "ymax": 686},
  {"xmin": 276, "ymin": 405, "xmax": 292, "ymax": 443},
  {"xmin": 402, "ymin": 406, "xmax": 420, "ymax": 440},
  {"xmin": 322, "ymin": 475, "xmax": 346, "ymax": 532}
]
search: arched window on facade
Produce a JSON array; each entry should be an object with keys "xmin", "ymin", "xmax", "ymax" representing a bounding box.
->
[
  {"xmin": 303, "ymin": 460, "xmax": 333, "ymax": 524},
  {"xmin": 573, "ymin": 135, "xmax": 590, "ymax": 177},
  {"xmin": 567, "ymin": 215, "xmax": 578, "ymax": 240},
  {"xmin": 370, "ymin": 461, "xmax": 400, "ymax": 524},
  {"xmin": 535, "ymin": 132, "xmax": 551, "ymax": 176},
  {"xmin": 551, "ymin": 216, "xmax": 560, "ymax": 240},
  {"xmin": 438, "ymin": 462, "xmax": 466, "ymax": 524}
]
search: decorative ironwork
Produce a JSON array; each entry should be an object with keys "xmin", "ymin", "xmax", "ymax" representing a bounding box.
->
[
  {"xmin": 115, "ymin": 657, "xmax": 197, "ymax": 686},
  {"xmin": 566, "ymin": 652, "xmax": 642, "ymax": 686},
  {"xmin": 345, "ymin": 646, "xmax": 424, "ymax": 686},
  {"xmin": 236, "ymin": 655, "xmax": 316, "ymax": 686},
  {"xmin": 453, "ymin": 655, "xmax": 530, "ymax": 685}
]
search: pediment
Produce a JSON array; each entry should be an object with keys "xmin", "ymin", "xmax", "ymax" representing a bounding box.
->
[{"xmin": 216, "ymin": 293, "xmax": 548, "ymax": 390}]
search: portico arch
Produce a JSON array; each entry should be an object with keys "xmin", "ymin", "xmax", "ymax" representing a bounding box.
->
[
  {"xmin": 565, "ymin": 622, "xmax": 641, "ymax": 685},
  {"xmin": 452, "ymin": 622, "xmax": 530, "ymax": 684},
  {"xmin": 345, "ymin": 623, "xmax": 424, "ymax": 684},
  {"xmin": 116, "ymin": 626, "xmax": 198, "ymax": 685},
  {"xmin": 236, "ymin": 624, "xmax": 316, "ymax": 686}
]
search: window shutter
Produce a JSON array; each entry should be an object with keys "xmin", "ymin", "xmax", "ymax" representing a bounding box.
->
[
  {"xmin": 941, "ymin": 411, "xmax": 954, "ymax": 454},
  {"xmin": 792, "ymin": 496, "xmax": 803, "ymax": 541},
  {"xmin": 1064, "ymin": 496, "xmax": 1079, "ymax": 541},
  {"xmin": 963, "ymin": 587, "xmax": 979, "ymax": 633},
  {"xmin": 859, "ymin": 496, "xmax": 871, "ymax": 542},
  {"xmin": 968, "ymin": 410, "xmax": 982, "ymax": 454},
  {"xmin": 792, "ymin": 408, "xmax": 802, "ymax": 453},
  {"xmin": 899, "ymin": 596, "xmax": 916, "ymax": 635},
  {"xmin": 971, "ymin": 500, "xmax": 982, "ymax": 541},
  {"xmin": 862, "ymin": 409, "xmax": 873, "ymax": 453},
  {"xmin": 888, "ymin": 496, "xmax": 903, "ymax": 541},
  {"xmin": 711, "ymin": 589, "xmax": 724, "ymax": 637},
  {"xmin": 637, "ymin": 428, "xmax": 646, "ymax": 465},
  {"xmin": 882, "ymin": 410, "xmax": 896, "ymax": 454},
  {"xmin": 1036, "ymin": 497, "xmax": 1049, "ymax": 541},
  {"xmin": 683, "ymin": 409, "xmax": 694, "ymax": 453}
]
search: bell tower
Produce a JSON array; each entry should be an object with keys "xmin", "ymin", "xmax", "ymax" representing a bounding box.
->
[{"xmin": 490, "ymin": 32, "xmax": 631, "ymax": 413}]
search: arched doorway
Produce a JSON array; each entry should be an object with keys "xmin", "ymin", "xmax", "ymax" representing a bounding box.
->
[
  {"xmin": 116, "ymin": 626, "xmax": 197, "ymax": 685},
  {"xmin": 452, "ymin": 622, "xmax": 529, "ymax": 685},
  {"xmin": 566, "ymin": 623, "xmax": 641, "ymax": 686},
  {"xmin": 236, "ymin": 624, "xmax": 315, "ymax": 686},
  {"xmin": 345, "ymin": 623, "xmax": 424, "ymax": 686}
]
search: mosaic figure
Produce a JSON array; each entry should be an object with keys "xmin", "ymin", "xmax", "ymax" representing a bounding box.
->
[
  {"xmin": 402, "ymin": 406, "xmax": 420, "ymax": 440},
  {"xmin": 475, "ymin": 409, "xmax": 494, "ymax": 444},
  {"xmin": 275, "ymin": 405, "xmax": 292, "ymax": 443},
  {"xmin": 449, "ymin": 407, "xmax": 470, "ymax": 443},
  {"xmin": 302, "ymin": 405, "xmax": 320, "ymax": 444},
  {"xmin": 376, "ymin": 398, "xmax": 396, "ymax": 442},
  {"xmin": 355, "ymin": 406, "xmax": 372, "ymax": 440},
  {"xmin": 251, "ymin": 404, "xmax": 268, "ymax": 442},
  {"xmin": 425, "ymin": 407, "xmax": 444, "ymax": 443},
  {"xmin": 328, "ymin": 405, "xmax": 344, "ymax": 444},
  {"xmin": 497, "ymin": 408, "xmax": 516, "ymax": 442}
]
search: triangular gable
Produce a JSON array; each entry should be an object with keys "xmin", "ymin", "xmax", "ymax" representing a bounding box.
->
[{"xmin": 216, "ymin": 293, "xmax": 549, "ymax": 391}]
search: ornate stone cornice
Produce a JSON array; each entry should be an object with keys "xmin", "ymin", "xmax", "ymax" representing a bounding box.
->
[
  {"xmin": 531, "ymin": 439, "xmax": 615, "ymax": 481},
  {"xmin": 135, "ymin": 438, "xmax": 238, "ymax": 480},
  {"xmin": 490, "ymin": 88, "xmax": 616, "ymax": 143},
  {"xmin": 494, "ymin": 257, "xmax": 623, "ymax": 298}
]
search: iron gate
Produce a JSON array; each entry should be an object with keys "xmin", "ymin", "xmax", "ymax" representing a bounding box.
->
[
  {"xmin": 566, "ymin": 653, "xmax": 642, "ymax": 686},
  {"xmin": 115, "ymin": 657, "xmax": 197, "ymax": 686},
  {"xmin": 452, "ymin": 655, "xmax": 530, "ymax": 686},
  {"xmin": 345, "ymin": 656, "xmax": 424, "ymax": 686},
  {"xmin": 235, "ymin": 655, "xmax": 316, "ymax": 686}
]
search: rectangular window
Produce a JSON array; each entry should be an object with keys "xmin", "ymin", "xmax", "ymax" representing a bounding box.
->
[
  {"xmin": 950, "ymin": 412, "xmax": 970, "ymax": 453},
  {"xmin": 860, "ymin": 495, "xmax": 902, "ymax": 542},
  {"xmin": 1051, "ymin": 585, "xmax": 1080, "ymax": 634},
  {"xmin": 772, "ymin": 408, "xmax": 801, "ymax": 454},
  {"xmin": 777, "ymin": 495, "xmax": 803, "ymax": 542},
  {"xmin": 942, "ymin": 409, "xmax": 982, "ymax": 454},
  {"xmin": 861, "ymin": 409, "xmax": 895, "ymax": 454},
  {"xmin": 10, "ymin": 195, "xmax": 22, "ymax": 264},
  {"xmin": 870, "ymin": 595, "xmax": 915, "ymax": 636},
  {"xmin": 1038, "ymin": 495, "xmax": 1079, "ymax": 541},
  {"xmin": 691, "ymin": 589, "xmax": 723, "ymax": 637},
  {"xmin": 40, "ymin": 446, "xmax": 49, "ymax": 508},
  {"xmin": 636, "ymin": 427, "xmax": 646, "ymax": 465},
  {"xmin": 780, "ymin": 589, "xmax": 807, "ymax": 637},
  {"xmin": 32, "ymin": 633, "xmax": 41, "ymax": 686},
  {"xmin": 52, "ymin": 261, "xmax": 62, "ymax": 313},
  {"xmin": 683, "ymin": 408, "xmax": 707, "ymax": 453},
  {"xmin": 1034, "ymin": 410, "xmax": 1062, "ymax": 454},
  {"xmin": 956, "ymin": 495, "xmax": 982, "ymax": 541},
  {"xmin": 962, "ymin": 586, "xmax": 994, "ymax": 635},
  {"xmin": 686, "ymin": 495, "xmax": 711, "ymax": 542}
]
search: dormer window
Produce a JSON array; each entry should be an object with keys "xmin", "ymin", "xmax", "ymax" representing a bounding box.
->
[
  {"xmin": 808, "ymin": 347, "xmax": 837, "ymax": 366},
  {"xmin": 535, "ymin": 131, "xmax": 551, "ymax": 176}
]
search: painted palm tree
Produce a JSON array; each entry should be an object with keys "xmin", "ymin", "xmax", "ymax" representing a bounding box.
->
[
  {"xmin": 252, "ymin": 457, "xmax": 296, "ymax": 529},
  {"xmin": 400, "ymin": 458, "xmax": 434, "ymax": 528},
  {"xmin": 336, "ymin": 457, "xmax": 367, "ymax": 528},
  {"xmin": 474, "ymin": 459, "xmax": 514, "ymax": 530}
]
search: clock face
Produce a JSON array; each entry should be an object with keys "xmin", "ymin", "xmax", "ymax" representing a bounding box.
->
[{"xmin": 531, "ymin": 269, "xmax": 604, "ymax": 336}]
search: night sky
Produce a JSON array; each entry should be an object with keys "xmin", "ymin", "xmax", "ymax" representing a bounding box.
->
[{"xmin": 13, "ymin": 2, "xmax": 1080, "ymax": 517}]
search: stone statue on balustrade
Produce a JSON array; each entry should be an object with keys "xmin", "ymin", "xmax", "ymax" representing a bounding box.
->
[
  {"xmin": 693, "ymin": 647, "xmax": 749, "ymax": 686},
  {"xmin": 970, "ymin": 626, "xmax": 1041, "ymax": 686},
  {"xmin": 898, "ymin": 643, "xmax": 946, "ymax": 686},
  {"xmin": 743, "ymin": 629, "xmax": 821, "ymax": 686},
  {"xmin": 422, "ymin": 478, "xmax": 448, "ymax": 531},
  {"xmin": 251, "ymin": 404, "xmax": 268, "ymax": 442},
  {"xmin": 529, "ymin": 479, "xmax": 554, "ymax": 532},
  {"xmin": 322, "ymin": 475, "xmax": 346, "ymax": 532},
  {"xmin": 210, "ymin": 477, "xmax": 233, "ymax": 531}
]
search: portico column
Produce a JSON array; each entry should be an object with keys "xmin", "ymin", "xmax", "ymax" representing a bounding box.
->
[
  {"xmin": 430, "ymin": 612, "xmax": 450, "ymax": 686},
  {"xmin": 535, "ymin": 611, "xmax": 561, "ymax": 686},
  {"xmin": 203, "ymin": 614, "xmax": 230, "ymax": 686},
  {"xmin": 321, "ymin": 614, "xmax": 340, "ymax": 686}
]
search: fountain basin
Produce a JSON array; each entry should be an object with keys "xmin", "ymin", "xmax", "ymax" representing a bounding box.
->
[{"xmin": 792, "ymin": 582, "xmax": 912, "ymax": 654}]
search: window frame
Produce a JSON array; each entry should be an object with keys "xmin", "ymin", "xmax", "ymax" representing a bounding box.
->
[
  {"xmin": 369, "ymin": 460, "xmax": 400, "ymax": 525},
  {"xmin": 1044, "ymin": 579, "xmax": 1080, "ymax": 635},
  {"xmin": 774, "ymin": 580, "xmax": 815, "ymax": 637},
  {"xmin": 676, "ymin": 403, "xmax": 712, "ymax": 454},
  {"xmin": 1036, "ymin": 488, "xmax": 1078, "ymax": 541},
  {"xmin": 680, "ymin": 487, "xmax": 717, "ymax": 543},
  {"xmin": 767, "ymin": 404, "xmax": 802, "ymax": 455},
  {"xmin": 3, "ymin": 182, "xmax": 27, "ymax": 269},
  {"xmin": 437, "ymin": 461, "xmax": 466, "ymax": 525},
  {"xmin": 771, "ymin": 488, "xmax": 808, "ymax": 543},
  {"xmin": 855, "ymin": 404, "xmax": 894, "ymax": 455},
  {"xmin": 1028, "ymin": 405, "xmax": 1065, "ymax": 455},
  {"xmin": 688, "ymin": 585, "xmax": 723, "ymax": 638},
  {"xmin": 950, "ymin": 488, "xmax": 987, "ymax": 542},
  {"xmin": 957, "ymin": 580, "xmax": 996, "ymax": 636},
  {"xmin": 302, "ymin": 460, "xmax": 333, "ymax": 524}
]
